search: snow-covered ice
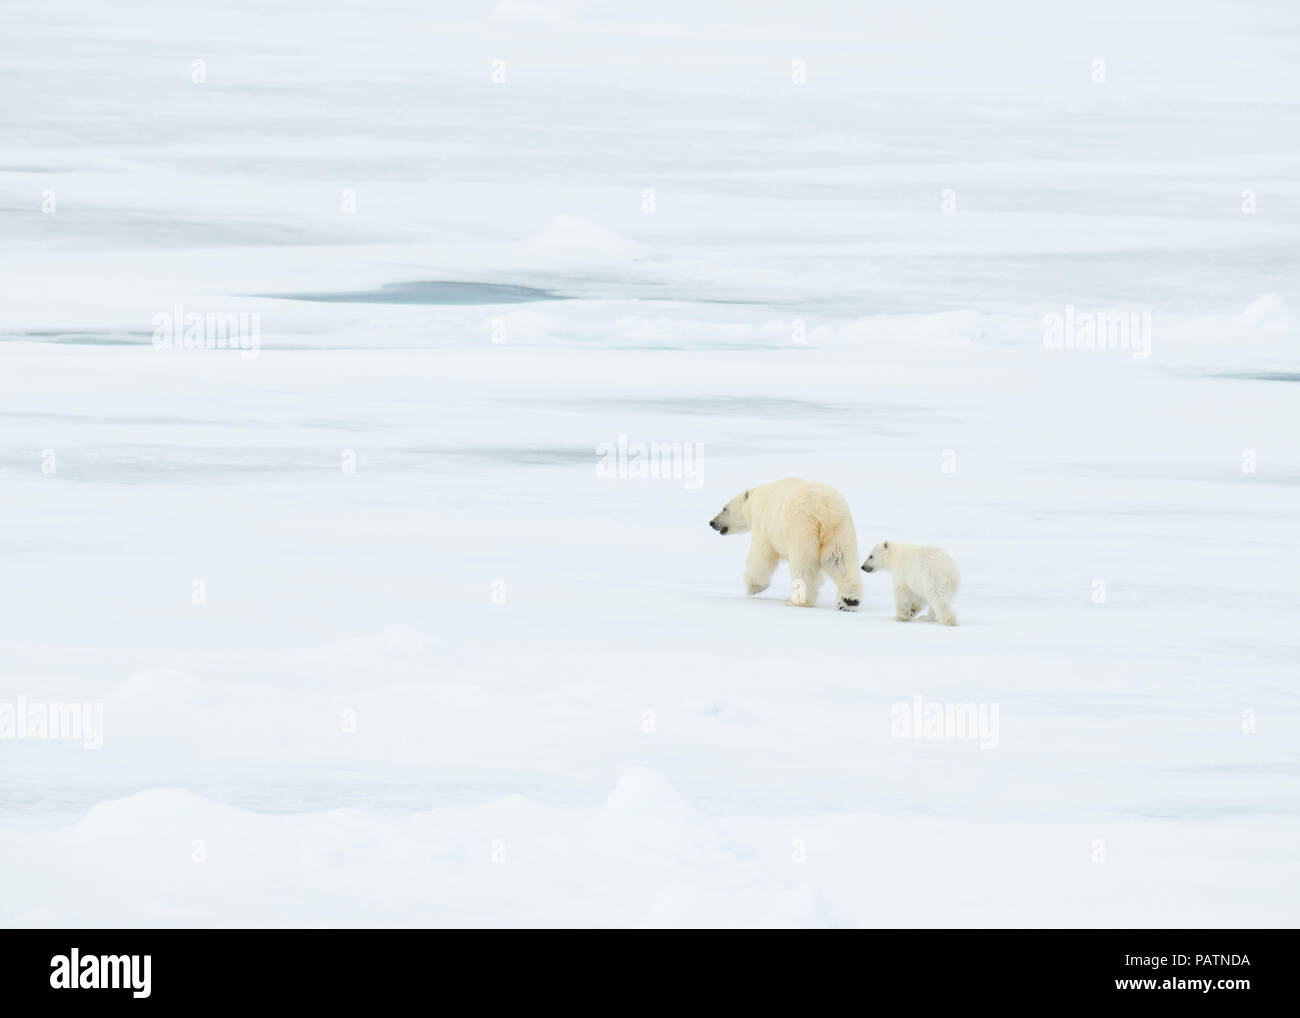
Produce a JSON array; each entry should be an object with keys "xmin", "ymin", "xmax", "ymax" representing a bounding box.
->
[{"xmin": 1, "ymin": 0, "xmax": 1298, "ymax": 927}]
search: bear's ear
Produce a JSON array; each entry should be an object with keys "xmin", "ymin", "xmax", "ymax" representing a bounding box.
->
[
  {"xmin": 744, "ymin": 490, "xmax": 749, "ymax": 501},
  {"xmin": 883, "ymin": 541, "xmax": 889, "ymax": 549}
]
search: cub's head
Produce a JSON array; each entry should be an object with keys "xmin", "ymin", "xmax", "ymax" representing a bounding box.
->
[
  {"xmin": 860, "ymin": 541, "xmax": 892, "ymax": 573},
  {"xmin": 708, "ymin": 489, "xmax": 752, "ymax": 536}
]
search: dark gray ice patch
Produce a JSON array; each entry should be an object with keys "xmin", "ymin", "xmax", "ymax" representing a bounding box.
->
[
  {"xmin": 260, "ymin": 281, "xmax": 564, "ymax": 305},
  {"xmin": 542, "ymin": 396, "xmax": 853, "ymax": 417},
  {"xmin": 401, "ymin": 446, "xmax": 594, "ymax": 466},
  {"xmin": 1213, "ymin": 372, "xmax": 1300, "ymax": 383},
  {"xmin": 0, "ymin": 331, "xmax": 148, "ymax": 346}
]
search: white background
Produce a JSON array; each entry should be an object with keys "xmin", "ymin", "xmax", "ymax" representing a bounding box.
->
[{"xmin": 1, "ymin": 0, "xmax": 1298, "ymax": 926}]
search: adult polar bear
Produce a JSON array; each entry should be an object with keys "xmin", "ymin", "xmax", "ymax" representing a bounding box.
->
[{"xmin": 708, "ymin": 478, "xmax": 864, "ymax": 611}]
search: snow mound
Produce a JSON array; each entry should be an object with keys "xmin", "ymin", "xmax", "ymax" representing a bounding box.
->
[
  {"xmin": 603, "ymin": 765, "xmax": 697, "ymax": 820},
  {"xmin": 511, "ymin": 215, "xmax": 649, "ymax": 267},
  {"xmin": 76, "ymin": 788, "xmax": 248, "ymax": 835},
  {"xmin": 597, "ymin": 766, "xmax": 745, "ymax": 866},
  {"xmin": 1241, "ymin": 294, "xmax": 1298, "ymax": 334},
  {"xmin": 373, "ymin": 623, "xmax": 438, "ymax": 655}
]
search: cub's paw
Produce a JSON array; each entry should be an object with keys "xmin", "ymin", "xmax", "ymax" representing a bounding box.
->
[
  {"xmin": 746, "ymin": 582, "xmax": 769, "ymax": 595},
  {"xmin": 837, "ymin": 596, "xmax": 860, "ymax": 612}
]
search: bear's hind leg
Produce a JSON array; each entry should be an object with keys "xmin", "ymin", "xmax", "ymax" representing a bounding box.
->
[
  {"xmin": 744, "ymin": 540, "xmax": 780, "ymax": 595},
  {"xmin": 787, "ymin": 555, "xmax": 822, "ymax": 607},
  {"xmin": 922, "ymin": 578, "xmax": 957, "ymax": 625},
  {"xmin": 822, "ymin": 544, "xmax": 863, "ymax": 612},
  {"xmin": 930, "ymin": 598, "xmax": 957, "ymax": 626}
]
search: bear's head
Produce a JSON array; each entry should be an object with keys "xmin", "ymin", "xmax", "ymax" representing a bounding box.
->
[
  {"xmin": 708, "ymin": 490, "xmax": 751, "ymax": 536},
  {"xmin": 860, "ymin": 541, "xmax": 891, "ymax": 573}
]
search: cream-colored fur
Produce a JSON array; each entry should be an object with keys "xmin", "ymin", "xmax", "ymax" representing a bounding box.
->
[
  {"xmin": 709, "ymin": 477, "xmax": 863, "ymax": 610},
  {"xmin": 861, "ymin": 541, "xmax": 960, "ymax": 626}
]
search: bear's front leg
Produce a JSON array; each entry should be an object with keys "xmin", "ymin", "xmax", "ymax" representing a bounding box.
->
[{"xmin": 743, "ymin": 540, "xmax": 780, "ymax": 596}]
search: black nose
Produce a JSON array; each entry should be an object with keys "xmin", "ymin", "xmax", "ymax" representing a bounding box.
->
[
  {"xmin": 709, "ymin": 520, "xmax": 720, "ymax": 530},
  {"xmin": 861, "ymin": 564, "xmax": 872, "ymax": 572}
]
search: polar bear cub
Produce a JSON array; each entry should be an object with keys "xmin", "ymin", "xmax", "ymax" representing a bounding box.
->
[
  {"xmin": 861, "ymin": 541, "xmax": 960, "ymax": 625},
  {"xmin": 709, "ymin": 477, "xmax": 864, "ymax": 610}
]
